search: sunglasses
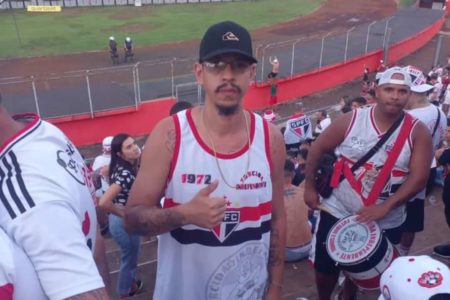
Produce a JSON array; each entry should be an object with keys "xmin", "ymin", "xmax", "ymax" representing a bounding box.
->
[{"xmin": 202, "ymin": 59, "xmax": 253, "ymax": 74}]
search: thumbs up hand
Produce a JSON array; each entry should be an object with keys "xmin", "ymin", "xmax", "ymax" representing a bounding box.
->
[{"xmin": 184, "ymin": 180, "xmax": 227, "ymax": 229}]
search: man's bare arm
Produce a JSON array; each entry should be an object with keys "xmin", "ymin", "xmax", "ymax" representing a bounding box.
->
[
  {"xmin": 304, "ymin": 112, "xmax": 353, "ymax": 208},
  {"xmin": 125, "ymin": 117, "xmax": 226, "ymax": 236},
  {"xmin": 65, "ymin": 288, "xmax": 109, "ymax": 300},
  {"xmin": 264, "ymin": 124, "xmax": 286, "ymax": 299},
  {"xmin": 125, "ymin": 117, "xmax": 185, "ymax": 235}
]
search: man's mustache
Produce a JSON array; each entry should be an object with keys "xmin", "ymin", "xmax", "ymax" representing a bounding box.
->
[{"xmin": 215, "ymin": 83, "xmax": 242, "ymax": 94}]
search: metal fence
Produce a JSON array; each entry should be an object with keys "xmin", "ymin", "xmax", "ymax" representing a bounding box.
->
[
  {"xmin": 0, "ymin": 0, "xmax": 247, "ymax": 9},
  {"xmin": 0, "ymin": 8, "xmax": 445, "ymax": 119}
]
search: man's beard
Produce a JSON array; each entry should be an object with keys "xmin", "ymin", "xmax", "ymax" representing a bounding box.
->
[{"xmin": 215, "ymin": 83, "xmax": 242, "ymax": 116}]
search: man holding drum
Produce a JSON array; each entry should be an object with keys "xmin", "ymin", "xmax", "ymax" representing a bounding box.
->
[{"xmin": 304, "ymin": 67, "xmax": 432, "ymax": 300}]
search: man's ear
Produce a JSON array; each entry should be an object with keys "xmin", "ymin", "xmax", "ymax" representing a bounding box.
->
[{"xmin": 194, "ymin": 62, "xmax": 204, "ymax": 86}]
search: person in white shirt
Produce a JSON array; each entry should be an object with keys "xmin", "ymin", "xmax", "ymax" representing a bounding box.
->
[
  {"xmin": 314, "ymin": 110, "xmax": 331, "ymax": 136},
  {"xmin": 93, "ymin": 136, "xmax": 113, "ymax": 235},
  {"xmin": 284, "ymin": 102, "xmax": 313, "ymax": 152},
  {"xmin": 0, "ymin": 229, "xmax": 46, "ymax": 300},
  {"xmin": 0, "ymin": 94, "xmax": 109, "ymax": 299},
  {"xmin": 399, "ymin": 66, "xmax": 446, "ymax": 256}
]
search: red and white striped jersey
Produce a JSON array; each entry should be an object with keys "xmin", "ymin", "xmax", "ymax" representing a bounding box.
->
[
  {"xmin": 155, "ymin": 108, "xmax": 273, "ymax": 300},
  {"xmin": 322, "ymin": 106, "xmax": 418, "ymax": 229}
]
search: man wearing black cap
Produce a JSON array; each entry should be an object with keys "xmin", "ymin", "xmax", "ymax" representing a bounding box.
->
[{"xmin": 125, "ymin": 21, "xmax": 286, "ymax": 299}]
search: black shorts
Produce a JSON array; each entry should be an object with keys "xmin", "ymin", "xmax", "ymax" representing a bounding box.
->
[
  {"xmin": 268, "ymin": 71, "xmax": 278, "ymax": 78},
  {"xmin": 313, "ymin": 210, "xmax": 403, "ymax": 274},
  {"xmin": 401, "ymin": 198, "xmax": 425, "ymax": 232}
]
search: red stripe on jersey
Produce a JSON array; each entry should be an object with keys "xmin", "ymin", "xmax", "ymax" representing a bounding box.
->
[
  {"xmin": 0, "ymin": 283, "xmax": 14, "ymax": 300},
  {"xmin": 168, "ymin": 114, "xmax": 181, "ymax": 180},
  {"xmin": 344, "ymin": 109, "xmax": 358, "ymax": 139},
  {"xmin": 0, "ymin": 113, "xmax": 39, "ymax": 154},
  {"xmin": 369, "ymin": 106, "xmax": 382, "ymax": 135},
  {"xmin": 262, "ymin": 119, "xmax": 273, "ymax": 173},
  {"xmin": 163, "ymin": 198, "xmax": 272, "ymax": 222},
  {"xmin": 186, "ymin": 109, "xmax": 256, "ymax": 159}
]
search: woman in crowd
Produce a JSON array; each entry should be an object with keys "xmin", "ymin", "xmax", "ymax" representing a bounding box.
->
[{"xmin": 99, "ymin": 133, "xmax": 143, "ymax": 298}]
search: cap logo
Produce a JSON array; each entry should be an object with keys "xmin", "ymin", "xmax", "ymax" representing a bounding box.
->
[
  {"xmin": 222, "ymin": 32, "xmax": 239, "ymax": 41},
  {"xmin": 418, "ymin": 271, "xmax": 443, "ymax": 288}
]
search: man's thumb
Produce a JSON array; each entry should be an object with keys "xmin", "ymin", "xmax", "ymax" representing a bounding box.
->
[{"xmin": 198, "ymin": 179, "xmax": 219, "ymax": 196}]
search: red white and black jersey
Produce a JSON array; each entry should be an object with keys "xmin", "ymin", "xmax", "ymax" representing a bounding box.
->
[
  {"xmin": 322, "ymin": 106, "xmax": 418, "ymax": 229},
  {"xmin": 0, "ymin": 114, "xmax": 104, "ymax": 299},
  {"xmin": 155, "ymin": 109, "xmax": 272, "ymax": 300},
  {"xmin": 0, "ymin": 229, "xmax": 46, "ymax": 300},
  {"xmin": 284, "ymin": 113, "xmax": 313, "ymax": 145}
]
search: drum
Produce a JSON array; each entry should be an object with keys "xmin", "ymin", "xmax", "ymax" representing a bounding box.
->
[{"xmin": 326, "ymin": 215, "xmax": 399, "ymax": 290}]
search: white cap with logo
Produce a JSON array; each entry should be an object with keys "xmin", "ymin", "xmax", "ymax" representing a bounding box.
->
[
  {"xmin": 403, "ymin": 65, "xmax": 434, "ymax": 93},
  {"xmin": 378, "ymin": 66, "xmax": 412, "ymax": 87},
  {"xmin": 378, "ymin": 256, "xmax": 450, "ymax": 300}
]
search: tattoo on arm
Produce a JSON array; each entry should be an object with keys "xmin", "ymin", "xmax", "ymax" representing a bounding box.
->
[
  {"xmin": 165, "ymin": 129, "xmax": 176, "ymax": 154},
  {"xmin": 128, "ymin": 205, "xmax": 185, "ymax": 236},
  {"xmin": 268, "ymin": 228, "xmax": 282, "ymax": 268},
  {"xmin": 65, "ymin": 288, "xmax": 108, "ymax": 300},
  {"xmin": 283, "ymin": 188, "xmax": 296, "ymax": 197}
]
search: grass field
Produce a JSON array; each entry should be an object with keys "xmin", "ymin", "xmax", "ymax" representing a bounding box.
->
[{"xmin": 0, "ymin": 0, "xmax": 323, "ymax": 58}]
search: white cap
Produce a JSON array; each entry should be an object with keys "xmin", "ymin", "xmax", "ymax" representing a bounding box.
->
[
  {"xmin": 378, "ymin": 66, "xmax": 412, "ymax": 87},
  {"xmin": 263, "ymin": 109, "xmax": 276, "ymax": 122},
  {"xmin": 109, "ymin": 36, "xmax": 115, "ymax": 41},
  {"xmin": 126, "ymin": 37, "xmax": 131, "ymax": 42},
  {"xmin": 102, "ymin": 136, "xmax": 113, "ymax": 152},
  {"xmin": 404, "ymin": 65, "xmax": 434, "ymax": 93},
  {"xmin": 378, "ymin": 256, "xmax": 450, "ymax": 300}
]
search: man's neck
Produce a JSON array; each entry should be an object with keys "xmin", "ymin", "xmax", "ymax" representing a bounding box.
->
[
  {"xmin": 373, "ymin": 105, "xmax": 402, "ymax": 132},
  {"xmin": 0, "ymin": 111, "xmax": 26, "ymax": 147},
  {"xmin": 202, "ymin": 103, "xmax": 246, "ymax": 136},
  {"xmin": 408, "ymin": 98, "xmax": 430, "ymax": 110}
]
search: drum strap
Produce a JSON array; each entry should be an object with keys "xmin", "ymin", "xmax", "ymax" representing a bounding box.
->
[{"xmin": 363, "ymin": 113, "xmax": 414, "ymax": 206}]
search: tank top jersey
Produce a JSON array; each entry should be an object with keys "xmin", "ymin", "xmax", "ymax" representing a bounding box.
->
[
  {"xmin": 408, "ymin": 105, "xmax": 446, "ymax": 199},
  {"xmin": 284, "ymin": 113, "xmax": 313, "ymax": 145},
  {"xmin": 0, "ymin": 114, "xmax": 103, "ymax": 299},
  {"xmin": 0, "ymin": 230, "xmax": 46, "ymax": 300},
  {"xmin": 322, "ymin": 106, "xmax": 418, "ymax": 229},
  {"xmin": 155, "ymin": 109, "xmax": 272, "ymax": 300}
]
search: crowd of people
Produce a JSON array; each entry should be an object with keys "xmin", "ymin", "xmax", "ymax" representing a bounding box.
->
[{"xmin": 1, "ymin": 20, "xmax": 450, "ymax": 300}]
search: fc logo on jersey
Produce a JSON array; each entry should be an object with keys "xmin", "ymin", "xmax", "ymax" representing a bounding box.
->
[
  {"xmin": 212, "ymin": 211, "xmax": 240, "ymax": 243},
  {"xmin": 290, "ymin": 118, "xmax": 310, "ymax": 137}
]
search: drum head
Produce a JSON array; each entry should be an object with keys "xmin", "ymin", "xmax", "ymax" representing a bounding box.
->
[{"xmin": 326, "ymin": 215, "xmax": 381, "ymax": 265}]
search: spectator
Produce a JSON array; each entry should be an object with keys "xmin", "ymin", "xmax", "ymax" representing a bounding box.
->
[
  {"xmin": 429, "ymin": 74, "xmax": 443, "ymax": 106},
  {"xmin": 263, "ymin": 109, "xmax": 276, "ymax": 123},
  {"xmin": 399, "ymin": 66, "xmax": 446, "ymax": 256},
  {"xmin": 365, "ymin": 89, "xmax": 377, "ymax": 105},
  {"xmin": 350, "ymin": 96, "xmax": 367, "ymax": 110},
  {"xmin": 433, "ymin": 120, "xmax": 450, "ymax": 258},
  {"xmin": 363, "ymin": 66, "xmax": 369, "ymax": 82},
  {"xmin": 0, "ymin": 93, "xmax": 110, "ymax": 299},
  {"xmin": 269, "ymin": 77, "xmax": 278, "ymax": 106},
  {"xmin": 268, "ymin": 56, "xmax": 280, "ymax": 78},
  {"xmin": 99, "ymin": 133, "xmax": 143, "ymax": 298},
  {"xmin": 0, "ymin": 228, "xmax": 46, "ymax": 299},
  {"xmin": 284, "ymin": 102, "xmax": 313, "ymax": 152},
  {"xmin": 304, "ymin": 67, "xmax": 432, "ymax": 300},
  {"xmin": 92, "ymin": 136, "xmax": 113, "ymax": 235},
  {"xmin": 313, "ymin": 110, "xmax": 331, "ymax": 136},
  {"xmin": 283, "ymin": 159, "xmax": 312, "ymax": 262},
  {"xmin": 124, "ymin": 20, "xmax": 286, "ymax": 299},
  {"xmin": 169, "ymin": 101, "xmax": 193, "ymax": 116}
]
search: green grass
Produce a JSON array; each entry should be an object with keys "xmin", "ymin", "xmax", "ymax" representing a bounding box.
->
[
  {"xmin": 0, "ymin": 0, "xmax": 323, "ymax": 58},
  {"xmin": 399, "ymin": 0, "xmax": 416, "ymax": 7}
]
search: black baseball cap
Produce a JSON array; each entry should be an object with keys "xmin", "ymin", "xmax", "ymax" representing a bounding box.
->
[{"xmin": 199, "ymin": 21, "xmax": 257, "ymax": 63}]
